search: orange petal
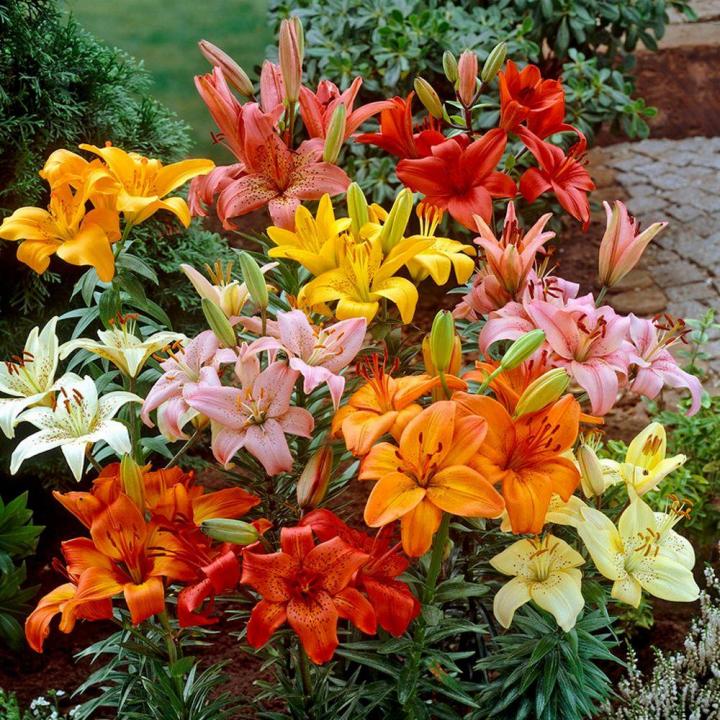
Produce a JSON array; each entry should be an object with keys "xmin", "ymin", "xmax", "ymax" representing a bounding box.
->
[
  {"xmin": 454, "ymin": 392, "xmax": 515, "ymax": 468},
  {"xmin": 334, "ymin": 586, "xmax": 377, "ymax": 635},
  {"xmin": 359, "ymin": 442, "xmax": 402, "ymax": 480},
  {"xmin": 503, "ymin": 468, "xmax": 553, "ymax": 535},
  {"xmin": 537, "ymin": 457, "xmax": 580, "ymax": 500},
  {"xmin": 281, "ymin": 525, "xmax": 315, "ymax": 560},
  {"xmin": 123, "ymin": 576, "xmax": 165, "ymax": 625},
  {"xmin": 90, "ymin": 495, "xmax": 147, "ymax": 564},
  {"xmin": 393, "ymin": 374, "xmax": 466, "ymax": 410},
  {"xmin": 441, "ymin": 414, "xmax": 488, "ymax": 467},
  {"xmin": 247, "ymin": 599, "xmax": 288, "ymax": 648},
  {"xmin": 398, "ymin": 401, "xmax": 456, "ymax": 471},
  {"xmin": 389, "ymin": 403, "xmax": 422, "ymax": 441},
  {"xmin": 305, "ymin": 537, "xmax": 369, "ymax": 595},
  {"xmin": 192, "ymin": 487, "xmax": 261, "ymax": 524},
  {"xmin": 427, "ymin": 466, "xmax": 505, "ymax": 518},
  {"xmin": 287, "ymin": 591, "xmax": 339, "ymax": 664},
  {"xmin": 61, "ymin": 537, "xmax": 113, "ymax": 576},
  {"xmin": 25, "ymin": 583, "xmax": 77, "ymax": 653},
  {"xmin": 55, "ymin": 223, "xmax": 115, "ymax": 282},
  {"xmin": 241, "ymin": 550, "xmax": 298, "ymax": 602},
  {"xmin": 364, "ymin": 472, "xmax": 424, "ymax": 527},
  {"xmin": 400, "ymin": 499, "xmax": 443, "ymax": 557},
  {"xmin": 16, "ymin": 239, "xmax": 59, "ymax": 274},
  {"xmin": 53, "ymin": 490, "xmax": 104, "ymax": 529},
  {"xmin": 341, "ymin": 409, "xmax": 398, "ymax": 456}
]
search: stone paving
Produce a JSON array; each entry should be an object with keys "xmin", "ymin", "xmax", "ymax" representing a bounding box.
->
[{"xmin": 587, "ymin": 136, "xmax": 720, "ymax": 377}]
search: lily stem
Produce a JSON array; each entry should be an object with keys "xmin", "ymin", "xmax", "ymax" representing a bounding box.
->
[
  {"xmin": 595, "ymin": 285, "xmax": 608, "ymax": 307},
  {"xmin": 423, "ymin": 512, "xmax": 450, "ymax": 604},
  {"xmin": 476, "ymin": 366, "xmax": 503, "ymax": 395},
  {"xmin": 85, "ymin": 447, "xmax": 103, "ymax": 475},
  {"xmin": 165, "ymin": 427, "xmax": 203, "ymax": 469},
  {"xmin": 296, "ymin": 643, "xmax": 314, "ymax": 712},
  {"xmin": 438, "ymin": 370, "xmax": 452, "ymax": 400}
]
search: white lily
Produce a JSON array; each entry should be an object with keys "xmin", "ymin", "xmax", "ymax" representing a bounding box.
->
[
  {"xmin": 601, "ymin": 422, "xmax": 686, "ymax": 495},
  {"xmin": 491, "ymin": 534, "xmax": 585, "ymax": 632},
  {"xmin": 576, "ymin": 493, "xmax": 699, "ymax": 607},
  {"xmin": 0, "ymin": 317, "xmax": 61, "ymax": 438},
  {"xmin": 10, "ymin": 374, "xmax": 141, "ymax": 481},
  {"xmin": 60, "ymin": 315, "xmax": 184, "ymax": 378}
]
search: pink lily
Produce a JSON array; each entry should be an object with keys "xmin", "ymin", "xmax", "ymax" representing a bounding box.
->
[
  {"xmin": 141, "ymin": 331, "xmax": 234, "ymax": 440},
  {"xmin": 474, "ymin": 202, "xmax": 554, "ymax": 296},
  {"xmin": 260, "ymin": 61, "xmax": 286, "ymax": 114},
  {"xmin": 184, "ymin": 362, "xmax": 313, "ymax": 475},
  {"xmin": 250, "ymin": 310, "xmax": 366, "ymax": 409},
  {"xmin": 299, "ymin": 77, "xmax": 393, "ymax": 141},
  {"xmin": 628, "ymin": 314, "xmax": 702, "ymax": 415},
  {"xmin": 598, "ymin": 201, "xmax": 667, "ymax": 287}
]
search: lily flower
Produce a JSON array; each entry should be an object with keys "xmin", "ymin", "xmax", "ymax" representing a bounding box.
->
[
  {"xmin": 360, "ymin": 401, "xmax": 505, "ymax": 557},
  {"xmin": 0, "ymin": 317, "xmax": 61, "ymax": 438},
  {"xmin": 396, "ymin": 129, "xmax": 516, "ymax": 230},
  {"xmin": 60, "ymin": 313, "xmax": 183, "ymax": 378},
  {"xmin": 598, "ymin": 201, "xmax": 667, "ymax": 287},
  {"xmin": 266, "ymin": 194, "xmax": 351, "ymax": 275},
  {"xmin": 79, "ymin": 142, "xmax": 214, "ymax": 228},
  {"xmin": 518, "ymin": 128, "xmax": 595, "ymax": 228},
  {"xmin": 577, "ymin": 494, "xmax": 699, "ymax": 607},
  {"xmin": 601, "ymin": 422, "xmax": 686, "ymax": 496},
  {"xmin": 0, "ymin": 171, "xmax": 120, "ymax": 281},
  {"xmin": 11, "ymin": 374, "xmax": 141, "ymax": 482},
  {"xmin": 299, "ymin": 234, "xmax": 430, "ymax": 324},
  {"xmin": 628, "ymin": 314, "xmax": 702, "ymax": 415},
  {"xmin": 454, "ymin": 392, "xmax": 580, "ymax": 535},
  {"xmin": 332, "ymin": 353, "xmax": 466, "ymax": 456},
  {"xmin": 490, "ymin": 534, "xmax": 584, "ymax": 632},
  {"xmin": 184, "ymin": 362, "xmax": 313, "ymax": 475},
  {"xmin": 242, "ymin": 525, "xmax": 375, "ymax": 664},
  {"xmin": 355, "ymin": 93, "xmax": 446, "ymax": 159},
  {"xmin": 473, "ymin": 201, "xmax": 554, "ymax": 296}
]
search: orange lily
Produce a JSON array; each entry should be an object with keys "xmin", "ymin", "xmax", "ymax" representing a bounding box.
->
[
  {"xmin": 360, "ymin": 401, "xmax": 505, "ymax": 557},
  {"xmin": 454, "ymin": 392, "xmax": 580, "ymax": 534},
  {"xmin": 332, "ymin": 354, "xmax": 466, "ymax": 456}
]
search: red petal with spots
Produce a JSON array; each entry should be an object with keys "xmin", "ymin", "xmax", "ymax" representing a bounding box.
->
[{"xmin": 286, "ymin": 591, "xmax": 339, "ymax": 664}]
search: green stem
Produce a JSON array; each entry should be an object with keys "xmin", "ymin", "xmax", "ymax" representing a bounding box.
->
[
  {"xmin": 476, "ymin": 366, "xmax": 503, "ymax": 395},
  {"xmin": 297, "ymin": 643, "xmax": 314, "ymax": 711},
  {"xmin": 127, "ymin": 376, "xmax": 143, "ymax": 464},
  {"xmin": 595, "ymin": 285, "xmax": 608, "ymax": 307},
  {"xmin": 165, "ymin": 427, "xmax": 203, "ymax": 469},
  {"xmin": 438, "ymin": 370, "xmax": 452, "ymax": 400},
  {"xmin": 85, "ymin": 447, "xmax": 103, "ymax": 475},
  {"xmin": 158, "ymin": 610, "xmax": 185, "ymax": 706}
]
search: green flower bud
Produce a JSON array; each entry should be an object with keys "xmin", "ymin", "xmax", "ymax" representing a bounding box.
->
[
  {"xmin": 413, "ymin": 77, "xmax": 443, "ymax": 119},
  {"xmin": 322, "ymin": 104, "xmax": 346, "ymax": 164},
  {"xmin": 430, "ymin": 311, "xmax": 455, "ymax": 373},
  {"xmin": 379, "ymin": 188, "xmax": 414, "ymax": 253},
  {"xmin": 347, "ymin": 182, "xmax": 369, "ymax": 239},
  {"xmin": 201, "ymin": 518, "xmax": 260, "ymax": 545},
  {"xmin": 297, "ymin": 445, "xmax": 333, "ymax": 509},
  {"xmin": 500, "ymin": 329, "xmax": 545, "ymax": 370},
  {"xmin": 235, "ymin": 251, "xmax": 269, "ymax": 310},
  {"xmin": 481, "ymin": 41, "xmax": 507, "ymax": 84},
  {"xmin": 120, "ymin": 454, "xmax": 145, "ymax": 511},
  {"xmin": 514, "ymin": 368, "xmax": 569, "ymax": 417},
  {"xmin": 201, "ymin": 297, "xmax": 236, "ymax": 348},
  {"xmin": 442, "ymin": 50, "xmax": 458, "ymax": 83}
]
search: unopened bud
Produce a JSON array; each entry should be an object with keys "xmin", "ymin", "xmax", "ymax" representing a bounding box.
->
[
  {"xmin": 422, "ymin": 334, "xmax": 461, "ymax": 377},
  {"xmin": 198, "ymin": 40, "xmax": 254, "ymax": 97},
  {"xmin": 514, "ymin": 368, "xmax": 570, "ymax": 417},
  {"xmin": 201, "ymin": 518, "xmax": 260, "ymax": 545},
  {"xmin": 323, "ymin": 104, "xmax": 346, "ymax": 163},
  {"xmin": 279, "ymin": 17, "xmax": 303, "ymax": 104},
  {"xmin": 202, "ymin": 297, "xmax": 236, "ymax": 348},
  {"xmin": 457, "ymin": 50, "xmax": 479, "ymax": 107},
  {"xmin": 577, "ymin": 444, "xmax": 606, "ymax": 498},
  {"xmin": 120, "ymin": 454, "xmax": 145, "ymax": 510},
  {"xmin": 500, "ymin": 329, "xmax": 545, "ymax": 370},
  {"xmin": 379, "ymin": 188, "xmax": 414, "ymax": 253},
  {"xmin": 481, "ymin": 42, "xmax": 507, "ymax": 84},
  {"xmin": 347, "ymin": 182, "xmax": 369, "ymax": 239},
  {"xmin": 414, "ymin": 77, "xmax": 443, "ymax": 119},
  {"xmin": 297, "ymin": 446, "xmax": 333, "ymax": 509},
  {"xmin": 235, "ymin": 251, "xmax": 269, "ymax": 310},
  {"xmin": 442, "ymin": 51, "xmax": 458, "ymax": 83},
  {"xmin": 429, "ymin": 311, "xmax": 455, "ymax": 373}
]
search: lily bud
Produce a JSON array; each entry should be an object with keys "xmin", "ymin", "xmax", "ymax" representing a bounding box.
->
[
  {"xmin": 297, "ymin": 446, "xmax": 333, "ymax": 509},
  {"xmin": 201, "ymin": 518, "xmax": 259, "ymax": 545},
  {"xmin": 500, "ymin": 329, "xmax": 545, "ymax": 370},
  {"xmin": 481, "ymin": 41, "xmax": 507, "ymax": 84},
  {"xmin": 198, "ymin": 40, "xmax": 254, "ymax": 97},
  {"xmin": 202, "ymin": 297, "xmax": 236, "ymax": 348},
  {"xmin": 323, "ymin": 104, "xmax": 346, "ymax": 164},
  {"xmin": 442, "ymin": 51, "xmax": 458, "ymax": 83},
  {"xmin": 414, "ymin": 77, "xmax": 443, "ymax": 119},
  {"xmin": 347, "ymin": 182, "xmax": 369, "ymax": 239},
  {"xmin": 279, "ymin": 17, "xmax": 303, "ymax": 104},
  {"xmin": 457, "ymin": 50, "xmax": 478, "ymax": 107},
  {"xmin": 379, "ymin": 188, "xmax": 414, "ymax": 253},
  {"xmin": 120, "ymin": 454, "xmax": 145, "ymax": 511},
  {"xmin": 422, "ymin": 334, "xmax": 461, "ymax": 376},
  {"xmin": 577, "ymin": 444, "xmax": 606, "ymax": 498},
  {"xmin": 236, "ymin": 251, "xmax": 269, "ymax": 310},
  {"xmin": 514, "ymin": 368, "xmax": 570, "ymax": 417},
  {"xmin": 429, "ymin": 311, "xmax": 455, "ymax": 373}
]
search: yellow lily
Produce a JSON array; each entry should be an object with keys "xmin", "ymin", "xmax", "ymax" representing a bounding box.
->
[
  {"xmin": 79, "ymin": 143, "xmax": 214, "ymax": 228},
  {"xmin": 266, "ymin": 194, "xmax": 350, "ymax": 276},
  {"xmin": 601, "ymin": 422, "xmax": 686, "ymax": 496},
  {"xmin": 0, "ymin": 171, "xmax": 121, "ymax": 281},
  {"xmin": 299, "ymin": 234, "xmax": 431, "ymax": 324},
  {"xmin": 576, "ymin": 494, "xmax": 699, "ymax": 607},
  {"xmin": 490, "ymin": 534, "xmax": 585, "ymax": 632}
]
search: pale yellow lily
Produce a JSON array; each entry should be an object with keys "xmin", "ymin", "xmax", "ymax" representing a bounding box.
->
[
  {"xmin": 576, "ymin": 494, "xmax": 699, "ymax": 607},
  {"xmin": 266, "ymin": 194, "xmax": 350, "ymax": 276},
  {"xmin": 491, "ymin": 534, "xmax": 585, "ymax": 632},
  {"xmin": 79, "ymin": 143, "xmax": 214, "ymax": 228},
  {"xmin": 299, "ymin": 234, "xmax": 431, "ymax": 324},
  {"xmin": 601, "ymin": 422, "xmax": 686, "ymax": 495}
]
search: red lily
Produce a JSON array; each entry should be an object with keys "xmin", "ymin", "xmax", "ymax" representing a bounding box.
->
[
  {"xmin": 242, "ymin": 525, "xmax": 375, "ymax": 664},
  {"xmin": 518, "ymin": 128, "xmax": 595, "ymax": 229},
  {"xmin": 396, "ymin": 129, "xmax": 516, "ymax": 229},
  {"xmin": 355, "ymin": 93, "xmax": 445, "ymax": 159},
  {"xmin": 300, "ymin": 509, "xmax": 420, "ymax": 636}
]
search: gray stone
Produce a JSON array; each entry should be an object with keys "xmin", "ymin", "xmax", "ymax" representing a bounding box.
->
[
  {"xmin": 610, "ymin": 286, "xmax": 668, "ymax": 315},
  {"xmin": 652, "ymin": 262, "xmax": 709, "ymax": 287},
  {"xmin": 666, "ymin": 204, "xmax": 703, "ymax": 223},
  {"xmin": 669, "ymin": 299, "xmax": 712, "ymax": 321},
  {"xmin": 652, "ymin": 174, "xmax": 690, "ymax": 192},
  {"xmin": 666, "ymin": 281, "xmax": 717, "ymax": 303}
]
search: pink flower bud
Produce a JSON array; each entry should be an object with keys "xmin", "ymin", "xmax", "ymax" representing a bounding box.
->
[
  {"xmin": 279, "ymin": 17, "xmax": 304, "ymax": 104},
  {"xmin": 198, "ymin": 40, "xmax": 254, "ymax": 97},
  {"xmin": 296, "ymin": 446, "xmax": 333, "ymax": 509},
  {"xmin": 457, "ymin": 50, "xmax": 479, "ymax": 107}
]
